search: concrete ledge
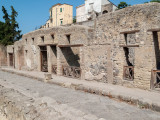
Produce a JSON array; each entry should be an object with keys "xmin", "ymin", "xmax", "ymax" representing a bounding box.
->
[{"xmin": 1, "ymin": 68, "xmax": 160, "ymax": 113}]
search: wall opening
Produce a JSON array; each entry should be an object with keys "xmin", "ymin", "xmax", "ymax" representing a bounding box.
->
[
  {"xmin": 151, "ymin": 31, "xmax": 160, "ymax": 89},
  {"xmin": 51, "ymin": 34, "xmax": 54, "ymax": 40},
  {"xmin": 102, "ymin": 10, "xmax": 108, "ymax": 14},
  {"xmin": 123, "ymin": 33, "xmax": 136, "ymax": 81},
  {"xmin": 9, "ymin": 53, "xmax": 14, "ymax": 67},
  {"xmin": 41, "ymin": 36, "xmax": 44, "ymax": 43},
  {"xmin": 51, "ymin": 46, "xmax": 57, "ymax": 74},
  {"xmin": 123, "ymin": 47, "xmax": 133, "ymax": 66},
  {"xmin": 40, "ymin": 46, "xmax": 48, "ymax": 72},
  {"xmin": 153, "ymin": 31, "xmax": 160, "ymax": 69},
  {"xmin": 25, "ymin": 39, "xmax": 27, "ymax": 44},
  {"xmin": 66, "ymin": 34, "xmax": 71, "ymax": 44},
  {"xmin": 32, "ymin": 38, "xmax": 34, "ymax": 44},
  {"xmin": 60, "ymin": 46, "xmax": 81, "ymax": 78}
]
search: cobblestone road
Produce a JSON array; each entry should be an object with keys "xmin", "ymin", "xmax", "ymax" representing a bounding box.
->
[{"xmin": 0, "ymin": 70, "xmax": 160, "ymax": 120}]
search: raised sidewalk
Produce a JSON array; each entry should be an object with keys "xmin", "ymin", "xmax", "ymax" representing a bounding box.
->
[{"xmin": 1, "ymin": 67, "xmax": 160, "ymax": 113}]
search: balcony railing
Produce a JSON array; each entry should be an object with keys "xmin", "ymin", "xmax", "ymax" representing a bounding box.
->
[
  {"xmin": 123, "ymin": 66, "xmax": 134, "ymax": 81},
  {"xmin": 62, "ymin": 66, "xmax": 81, "ymax": 79}
]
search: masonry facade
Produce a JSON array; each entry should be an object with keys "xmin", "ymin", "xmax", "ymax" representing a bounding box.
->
[
  {"xmin": 43, "ymin": 3, "xmax": 73, "ymax": 28},
  {"xmin": 76, "ymin": 0, "xmax": 117, "ymax": 23},
  {"xmin": 5, "ymin": 3, "xmax": 160, "ymax": 90}
]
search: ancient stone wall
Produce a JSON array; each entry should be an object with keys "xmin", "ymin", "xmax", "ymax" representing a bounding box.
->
[
  {"xmin": 102, "ymin": 3, "xmax": 113, "ymax": 13},
  {"xmin": 18, "ymin": 25, "xmax": 90, "ymax": 77},
  {"xmin": 7, "ymin": 3, "xmax": 160, "ymax": 90},
  {"xmin": 84, "ymin": 3, "xmax": 160, "ymax": 89},
  {"xmin": 0, "ymin": 45, "xmax": 7, "ymax": 66}
]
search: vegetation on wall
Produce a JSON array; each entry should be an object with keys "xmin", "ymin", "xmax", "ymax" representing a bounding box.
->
[
  {"xmin": 117, "ymin": 2, "xmax": 130, "ymax": 9},
  {"xmin": 0, "ymin": 6, "xmax": 22, "ymax": 46},
  {"xmin": 117, "ymin": 0, "xmax": 160, "ymax": 10},
  {"xmin": 149, "ymin": 0, "xmax": 160, "ymax": 3},
  {"xmin": 145, "ymin": 0, "xmax": 160, "ymax": 3}
]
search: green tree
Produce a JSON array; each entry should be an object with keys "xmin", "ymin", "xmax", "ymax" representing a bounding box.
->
[
  {"xmin": 145, "ymin": 0, "xmax": 160, "ymax": 3},
  {"xmin": 0, "ymin": 6, "xmax": 22, "ymax": 46},
  {"xmin": 1, "ymin": 6, "xmax": 12, "ymax": 45},
  {"xmin": 73, "ymin": 16, "xmax": 76, "ymax": 23},
  {"xmin": 0, "ymin": 21, "xmax": 5, "ymax": 43},
  {"xmin": 10, "ymin": 6, "xmax": 22, "ymax": 41},
  {"xmin": 150, "ymin": 0, "xmax": 160, "ymax": 2},
  {"xmin": 117, "ymin": 2, "xmax": 130, "ymax": 9}
]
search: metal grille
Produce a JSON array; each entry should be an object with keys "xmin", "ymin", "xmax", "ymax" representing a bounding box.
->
[
  {"xmin": 123, "ymin": 66, "xmax": 134, "ymax": 81},
  {"xmin": 151, "ymin": 70, "xmax": 160, "ymax": 89},
  {"xmin": 62, "ymin": 66, "xmax": 81, "ymax": 79}
]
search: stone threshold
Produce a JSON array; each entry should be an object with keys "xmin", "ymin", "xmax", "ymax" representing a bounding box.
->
[{"xmin": 1, "ymin": 67, "xmax": 160, "ymax": 113}]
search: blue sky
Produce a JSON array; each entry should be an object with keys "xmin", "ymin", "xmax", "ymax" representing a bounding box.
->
[{"xmin": 0, "ymin": 0, "xmax": 150, "ymax": 34}]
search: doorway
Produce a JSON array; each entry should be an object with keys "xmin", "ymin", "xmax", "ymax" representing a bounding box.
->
[
  {"xmin": 9, "ymin": 53, "xmax": 13, "ymax": 67},
  {"xmin": 40, "ymin": 46, "xmax": 48, "ymax": 72}
]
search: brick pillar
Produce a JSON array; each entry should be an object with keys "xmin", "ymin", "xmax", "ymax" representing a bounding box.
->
[{"xmin": 57, "ymin": 46, "xmax": 62, "ymax": 76}]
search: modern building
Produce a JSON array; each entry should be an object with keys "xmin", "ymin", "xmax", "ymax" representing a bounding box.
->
[
  {"xmin": 76, "ymin": 0, "xmax": 117, "ymax": 23},
  {"xmin": 43, "ymin": 3, "xmax": 73, "ymax": 28}
]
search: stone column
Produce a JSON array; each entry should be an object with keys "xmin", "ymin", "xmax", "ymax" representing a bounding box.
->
[
  {"xmin": 37, "ymin": 46, "xmax": 41, "ymax": 72},
  {"xmin": 80, "ymin": 46, "xmax": 84, "ymax": 80},
  {"xmin": 107, "ymin": 45, "xmax": 113, "ymax": 84},
  {"xmin": 47, "ymin": 45, "xmax": 52, "ymax": 73},
  {"xmin": 57, "ymin": 46, "xmax": 62, "ymax": 76}
]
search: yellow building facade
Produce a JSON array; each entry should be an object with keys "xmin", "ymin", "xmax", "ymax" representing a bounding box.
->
[{"xmin": 45, "ymin": 3, "xmax": 73, "ymax": 28}]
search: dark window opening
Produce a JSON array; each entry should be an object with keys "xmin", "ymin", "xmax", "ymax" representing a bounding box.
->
[
  {"xmin": 32, "ymin": 38, "xmax": 34, "ymax": 44},
  {"xmin": 124, "ymin": 33, "xmax": 127, "ymax": 44},
  {"xmin": 123, "ymin": 47, "xmax": 134, "ymax": 81},
  {"xmin": 25, "ymin": 39, "xmax": 27, "ymax": 44},
  {"xmin": 51, "ymin": 34, "xmax": 54, "ymax": 40},
  {"xmin": 41, "ymin": 36, "xmax": 44, "ymax": 43},
  {"xmin": 25, "ymin": 50, "xmax": 28, "ymax": 56},
  {"xmin": 61, "ymin": 20, "xmax": 63, "ymax": 25},
  {"xmin": 48, "ymin": 23, "xmax": 49, "ymax": 28},
  {"xmin": 153, "ymin": 31, "xmax": 160, "ymax": 69},
  {"xmin": 66, "ymin": 35, "xmax": 71, "ymax": 43},
  {"xmin": 124, "ymin": 47, "xmax": 133, "ymax": 66},
  {"xmin": 60, "ymin": 8, "xmax": 62, "ymax": 12},
  {"xmin": 102, "ymin": 10, "xmax": 108, "ymax": 14},
  {"xmin": 51, "ymin": 11, "xmax": 52, "ymax": 17}
]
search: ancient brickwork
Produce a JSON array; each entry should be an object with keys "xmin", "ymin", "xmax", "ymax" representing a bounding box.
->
[{"xmin": 5, "ymin": 3, "xmax": 160, "ymax": 90}]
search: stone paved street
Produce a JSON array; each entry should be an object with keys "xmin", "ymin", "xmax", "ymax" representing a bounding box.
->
[{"xmin": 0, "ymin": 70, "xmax": 160, "ymax": 120}]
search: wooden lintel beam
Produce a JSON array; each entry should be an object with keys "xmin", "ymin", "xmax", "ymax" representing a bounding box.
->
[
  {"xmin": 38, "ymin": 44, "xmax": 57, "ymax": 46},
  {"xmin": 120, "ymin": 30, "xmax": 140, "ymax": 34},
  {"xmin": 119, "ymin": 45, "xmax": 139, "ymax": 47},
  {"xmin": 152, "ymin": 70, "xmax": 160, "ymax": 72},
  {"xmin": 58, "ymin": 44, "xmax": 83, "ymax": 47},
  {"xmin": 147, "ymin": 28, "xmax": 160, "ymax": 32}
]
